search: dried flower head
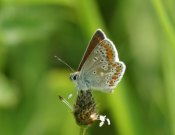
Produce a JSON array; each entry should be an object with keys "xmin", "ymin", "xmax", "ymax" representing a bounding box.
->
[
  {"xmin": 59, "ymin": 90, "xmax": 110, "ymax": 127},
  {"xmin": 73, "ymin": 90, "xmax": 98, "ymax": 125}
]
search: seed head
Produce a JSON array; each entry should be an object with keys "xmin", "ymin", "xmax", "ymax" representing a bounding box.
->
[{"xmin": 73, "ymin": 90, "xmax": 98, "ymax": 125}]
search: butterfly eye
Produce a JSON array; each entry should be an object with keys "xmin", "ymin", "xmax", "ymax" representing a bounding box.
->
[
  {"xmin": 73, "ymin": 74, "xmax": 77, "ymax": 80},
  {"xmin": 70, "ymin": 72, "xmax": 79, "ymax": 81}
]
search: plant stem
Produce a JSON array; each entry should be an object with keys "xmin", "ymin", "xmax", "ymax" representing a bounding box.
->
[
  {"xmin": 151, "ymin": 0, "xmax": 175, "ymax": 51},
  {"xmin": 79, "ymin": 126, "xmax": 87, "ymax": 135}
]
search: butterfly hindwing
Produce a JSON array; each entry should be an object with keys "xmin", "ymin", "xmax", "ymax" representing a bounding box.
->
[{"xmin": 79, "ymin": 39, "xmax": 126, "ymax": 92}]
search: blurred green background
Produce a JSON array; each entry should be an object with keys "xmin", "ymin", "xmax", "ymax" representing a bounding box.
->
[{"xmin": 0, "ymin": 0, "xmax": 175, "ymax": 135}]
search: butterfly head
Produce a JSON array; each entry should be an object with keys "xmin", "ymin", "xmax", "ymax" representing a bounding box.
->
[{"xmin": 70, "ymin": 72, "xmax": 79, "ymax": 82}]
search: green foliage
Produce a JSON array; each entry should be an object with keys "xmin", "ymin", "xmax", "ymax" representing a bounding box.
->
[{"xmin": 0, "ymin": 0, "xmax": 175, "ymax": 135}]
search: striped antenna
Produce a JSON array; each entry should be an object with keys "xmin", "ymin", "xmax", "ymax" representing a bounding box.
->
[{"xmin": 54, "ymin": 56, "xmax": 75, "ymax": 72}]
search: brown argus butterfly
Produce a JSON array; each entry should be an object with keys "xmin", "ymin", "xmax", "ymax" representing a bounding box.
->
[{"xmin": 70, "ymin": 29, "xmax": 126, "ymax": 93}]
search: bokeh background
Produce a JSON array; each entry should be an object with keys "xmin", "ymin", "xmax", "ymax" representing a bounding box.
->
[{"xmin": 0, "ymin": 0, "xmax": 175, "ymax": 135}]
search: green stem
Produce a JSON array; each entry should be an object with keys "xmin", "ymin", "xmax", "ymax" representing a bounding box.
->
[
  {"xmin": 79, "ymin": 126, "xmax": 87, "ymax": 135},
  {"xmin": 74, "ymin": 0, "xmax": 106, "ymax": 37},
  {"xmin": 151, "ymin": 0, "xmax": 175, "ymax": 52}
]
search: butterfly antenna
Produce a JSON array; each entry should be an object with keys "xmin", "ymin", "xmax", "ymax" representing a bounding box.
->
[{"xmin": 54, "ymin": 56, "xmax": 75, "ymax": 72}]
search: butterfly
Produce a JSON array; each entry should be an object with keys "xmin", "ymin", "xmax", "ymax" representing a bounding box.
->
[{"xmin": 70, "ymin": 29, "xmax": 126, "ymax": 93}]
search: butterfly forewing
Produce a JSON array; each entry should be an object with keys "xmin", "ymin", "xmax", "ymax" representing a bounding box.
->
[{"xmin": 78, "ymin": 29, "xmax": 105, "ymax": 71}]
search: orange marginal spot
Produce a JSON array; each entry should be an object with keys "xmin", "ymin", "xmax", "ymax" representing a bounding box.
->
[
  {"xmin": 112, "ymin": 63, "xmax": 117, "ymax": 66},
  {"xmin": 109, "ymin": 80, "xmax": 114, "ymax": 86},
  {"xmin": 101, "ymin": 43, "xmax": 108, "ymax": 48},
  {"xmin": 112, "ymin": 76, "xmax": 117, "ymax": 80},
  {"xmin": 104, "ymin": 45, "xmax": 108, "ymax": 48},
  {"xmin": 116, "ymin": 68, "xmax": 121, "ymax": 72},
  {"xmin": 110, "ymin": 58, "xmax": 113, "ymax": 63},
  {"xmin": 100, "ymin": 41, "xmax": 113, "ymax": 64},
  {"xmin": 107, "ymin": 51, "xmax": 113, "ymax": 62}
]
